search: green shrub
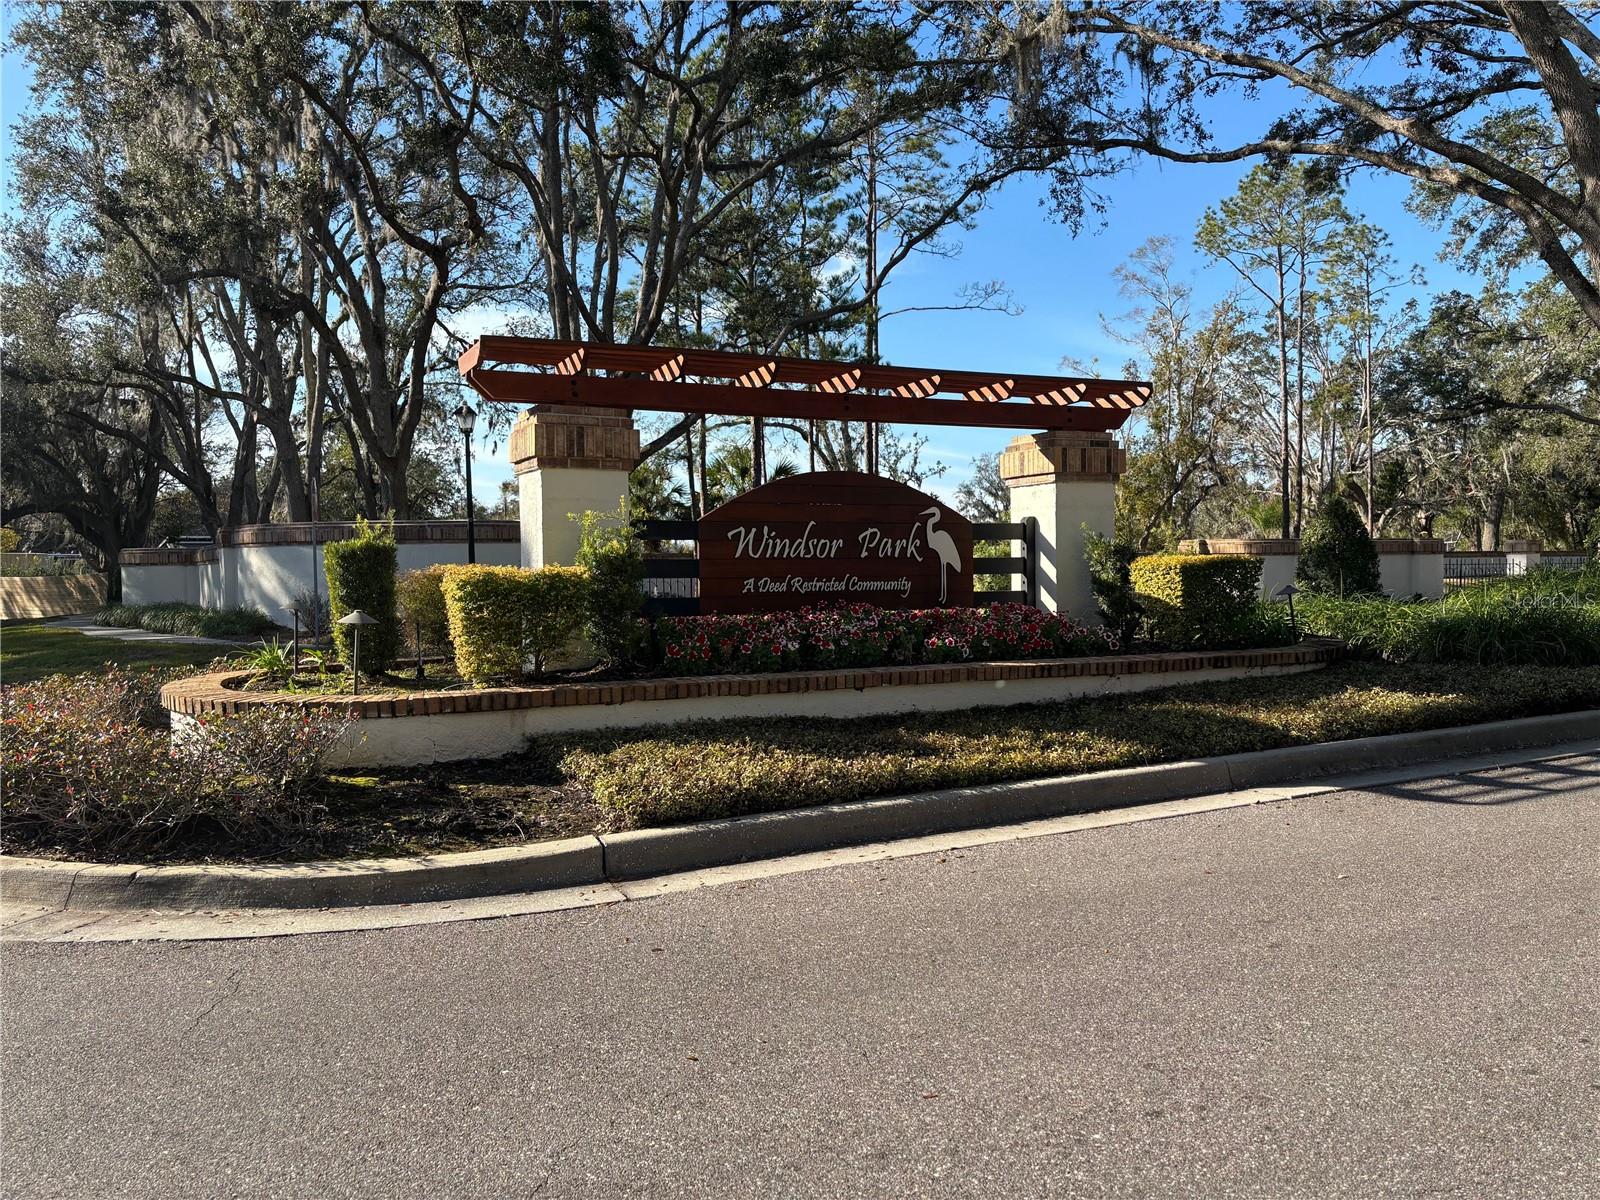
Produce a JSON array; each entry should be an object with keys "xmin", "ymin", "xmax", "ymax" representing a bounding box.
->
[
  {"xmin": 323, "ymin": 517, "xmax": 400, "ymax": 674},
  {"xmin": 0, "ymin": 667, "xmax": 348, "ymax": 859},
  {"xmin": 1298, "ymin": 492, "xmax": 1381, "ymax": 595},
  {"xmin": 0, "ymin": 527, "xmax": 18, "ymax": 553},
  {"xmin": 396, "ymin": 566, "xmax": 452, "ymax": 662},
  {"xmin": 1301, "ymin": 586, "xmax": 1600, "ymax": 666},
  {"xmin": 3, "ymin": 552, "xmax": 89, "ymax": 577},
  {"xmin": 91, "ymin": 602, "xmax": 276, "ymax": 639},
  {"xmin": 1083, "ymin": 527, "xmax": 1142, "ymax": 645},
  {"xmin": 441, "ymin": 564, "xmax": 590, "ymax": 682},
  {"xmin": 576, "ymin": 508, "xmax": 646, "ymax": 666},
  {"xmin": 1130, "ymin": 553, "xmax": 1264, "ymax": 649}
]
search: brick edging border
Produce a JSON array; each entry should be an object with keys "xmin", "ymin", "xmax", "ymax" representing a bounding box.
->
[{"xmin": 160, "ymin": 639, "xmax": 1344, "ymax": 720}]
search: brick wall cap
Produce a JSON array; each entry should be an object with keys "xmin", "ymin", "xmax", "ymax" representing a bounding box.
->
[
  {"xmin": 1177, "ymin": 538, "xmax": 1300, "ymax": 555},
  {"xmin": 160, "ymin": 640, "xmax": 1342, "ymax": 719}
]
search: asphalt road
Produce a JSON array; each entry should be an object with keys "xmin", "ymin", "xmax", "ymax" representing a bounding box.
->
[{"xmin": 4, "ymin": 755, "xmax": 1598, "ymax": 1199}]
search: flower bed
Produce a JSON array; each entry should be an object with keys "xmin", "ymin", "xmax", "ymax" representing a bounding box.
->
[{"xmin": 653, "ymin": 602, "xmax": 1117, "ymax": 674}]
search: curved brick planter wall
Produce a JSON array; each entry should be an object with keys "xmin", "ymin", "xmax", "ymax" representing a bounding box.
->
[{"xmin": 163, "ymin": 641, "xmax": 1342, "ymax": 768}]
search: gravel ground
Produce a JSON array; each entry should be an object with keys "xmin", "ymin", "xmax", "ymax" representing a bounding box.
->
[{"xmin": 3, "ymin": 754, "xmax": 1597, "ymax": 1199}]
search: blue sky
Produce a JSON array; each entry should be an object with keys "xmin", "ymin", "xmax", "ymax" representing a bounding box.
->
[{"xmin": 1, "ymin": 25, "xmax": 1489, "ymax": 510}]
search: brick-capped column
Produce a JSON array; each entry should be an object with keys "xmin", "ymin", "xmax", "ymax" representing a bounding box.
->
[
  {"xmin": 1000, "ymin": 431, "xmax": 1126, "ymax": 618},
  {"xmin": 509, "ymin": 405, "xmax": 639, "ymax": 567}
]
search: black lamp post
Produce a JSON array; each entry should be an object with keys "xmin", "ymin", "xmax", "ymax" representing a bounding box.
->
[{"xmin": 453, "ymin": 401, "xmax": 478, "ymax": 564}]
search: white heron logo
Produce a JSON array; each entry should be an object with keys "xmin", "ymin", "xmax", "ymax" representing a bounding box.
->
[{"xmin": 920, "ymin": 507, "xmax": 962, "ymax": 605}]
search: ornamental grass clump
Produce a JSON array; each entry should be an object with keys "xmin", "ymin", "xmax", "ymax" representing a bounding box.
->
[
  {"xmin": 92, "ymin": 602, "xmax": 277, "ymax": 639},
  {"xmin": 0, "ymin": 667, "xmax": 348, "ymax": 859},
  {"xmin": 651, "ymin": 602, "xmax": 1117, "ymax": 675},
  {"xmin": 1300, "ymin": 573, "xmax": 1600, "ymax": 666}
]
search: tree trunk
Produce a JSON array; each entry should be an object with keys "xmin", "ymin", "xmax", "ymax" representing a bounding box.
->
[
  {"xmin": 1294, "ymin": 253, "xmax": 1306, "ymax": 535},
  {"xmin": 1276, "ymin": 265, "xmax": 1291, "ymax": 539}
]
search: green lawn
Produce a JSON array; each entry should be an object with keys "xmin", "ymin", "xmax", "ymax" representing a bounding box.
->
[{"xmin": 0, "ymin": 622, "xmax": 238, "ymax": 686}]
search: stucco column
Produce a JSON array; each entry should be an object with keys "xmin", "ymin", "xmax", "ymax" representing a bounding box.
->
[
  {"xmin": 1000, "ymin": 431, "xmax": 1125, "ymax": 618},
  {"xmin": 1503, "ymin": 538, "xmax": 1541, "ymax": 580},
  {"xmin": 1410, "ymin": 538, "xmax": 1446, "ymax": 599},
  {"xmin": 510, "ymin": 405, "xmax": 639, "ymax": 568}
]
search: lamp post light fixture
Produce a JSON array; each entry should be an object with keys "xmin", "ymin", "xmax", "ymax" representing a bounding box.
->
[
  {"xmin": 336, "ymin": 609, "xmax": 380, "ymax": 695},
  {"xmin": 453, "ymin": 401, "xmax": 478, "ymax": 564},
  {"xmin": 287, "ymin": 604, "xmax": 301, "ymax": 669}
]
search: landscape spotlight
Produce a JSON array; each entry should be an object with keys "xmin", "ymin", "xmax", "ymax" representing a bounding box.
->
[
  {"xmin": 336, "ymin": 609, "xmax": 380, "ymax": 695},
  {"xmin": 1273, "ymin": 582, "xmax": 1301, "ymax": 640}
]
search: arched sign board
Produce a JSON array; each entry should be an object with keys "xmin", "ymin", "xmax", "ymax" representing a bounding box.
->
[{"xmin": 697, "ymin": 472, "xmax": 974, "ymax": 614}]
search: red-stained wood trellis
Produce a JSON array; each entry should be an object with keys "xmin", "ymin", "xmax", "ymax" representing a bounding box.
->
[{"xmin": 458, "ymin": 337, "xmax": 1150, "ymax": 432}]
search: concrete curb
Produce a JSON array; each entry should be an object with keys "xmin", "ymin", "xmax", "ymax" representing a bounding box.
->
[{"xmin": 5, "ymin": 709, "xmax": 1597, "ymax": 912}]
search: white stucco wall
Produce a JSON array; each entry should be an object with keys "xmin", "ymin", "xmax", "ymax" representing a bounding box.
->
[
  {"xmin": 121, "ymin": 537, "xmax": 518, "ymax": 618},
  {"xmin": 121, "ymin": 563, "xmax": 197, "ymax": 607},
  {"xmin": 1257, "ymin": 554, "xmax": 1299, "ymax": 600},
  {"xmin": 1410, "ymin": 553, "xmax": 1445, "ymax": 600},
  {"xmin": 1378, "ymin": 553, "xmax": 1414, "ymax": 599},
  {"xmin": 1378, "ymin": 551, "xmax": 1445, "ymax": 600}
]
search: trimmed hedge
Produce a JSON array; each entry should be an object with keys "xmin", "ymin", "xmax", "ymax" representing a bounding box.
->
[
  {"xmin": 548, "ymin": 661, "xmax": 1600, "ymax": 830},
  {"xmin": 324, "ymin": 518, "xmax": 400, "ymax": 674},
  {"xmin": 396, "ymin": 565, "xmax": 452, "ymax": 661},
  {"xmin": 441, "ymin": 564, "xmax": 589, "ymax": 682},
  {"xmin": 1130, "ymin": 553, "xmax": 1267, "ymax": 649}
]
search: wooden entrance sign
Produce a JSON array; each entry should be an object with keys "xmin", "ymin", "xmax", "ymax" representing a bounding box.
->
[{"xmin": 697, "ymin": 472, "xmax": 974, "ymax": 614}]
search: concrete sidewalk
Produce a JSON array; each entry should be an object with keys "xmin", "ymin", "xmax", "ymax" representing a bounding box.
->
[{"xmin": 50, "ymin": 615, "xmax": 250, "ymax": 647}]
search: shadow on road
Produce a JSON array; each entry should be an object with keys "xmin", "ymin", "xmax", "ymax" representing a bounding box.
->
[{"xmin": 1369, "ymin": 754, "xmax": 1598, "ymax": 808}]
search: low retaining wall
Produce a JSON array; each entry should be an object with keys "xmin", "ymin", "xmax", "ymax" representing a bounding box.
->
[
  {"xmin": 162, "ymin": 641, "xmax": 1342, "ymax": 768},
  {"xmin": 0, "ymin": 574, "xmax": 105, "ymax": 620},
  {"xmin": 120, "ymin": 521, "xmax": 520, "ymax": 616}
]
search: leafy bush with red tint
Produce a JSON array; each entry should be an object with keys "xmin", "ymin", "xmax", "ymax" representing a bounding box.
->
[
  {"xmin": 1, "ymin": 667, "xmax": 349, "ymax": 860},
  {"xmin": 650, "ymin": 603, "xmax": 1118, "ymax": 675}
]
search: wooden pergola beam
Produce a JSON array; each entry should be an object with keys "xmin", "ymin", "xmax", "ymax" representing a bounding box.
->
[
  {"xmin": 459, "ymin": 337, "xmax": 1150, "ymax": 431},
  {"xmin": 466, "ymin": 369, "xmax": 1129, "ymax": 432}
]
